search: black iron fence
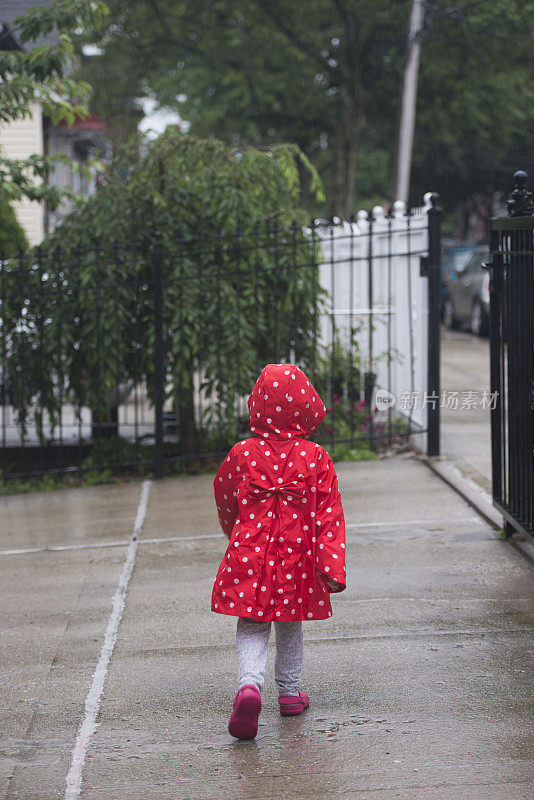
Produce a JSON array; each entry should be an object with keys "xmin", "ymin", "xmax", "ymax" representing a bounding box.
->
[
  {"xmin": 0, "ymin": 209, "xmax": 440, "ymax": 482},
  {"xmin": 486, "ymin": 172, "xmax": 534, "ymax": 540}
]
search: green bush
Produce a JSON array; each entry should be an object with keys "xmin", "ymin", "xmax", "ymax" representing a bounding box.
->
[
  {"xmin": 0, "ymin": 199, "xmax": 28, "ymax": 256},
  {"xmin": 1, "ymin": 131, "xmax": 326, "ymax": 450}
]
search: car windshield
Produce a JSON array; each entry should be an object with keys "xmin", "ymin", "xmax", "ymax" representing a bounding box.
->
[{"xmin": 452, "ymin": 251, "xmax": 475, "ymax": 272}]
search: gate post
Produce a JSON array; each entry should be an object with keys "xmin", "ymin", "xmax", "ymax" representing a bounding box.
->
[
  {"xmin": 153, "ymin": 231, "xmax": 164, "ymax": 479},
  {"xmin": 505, "ymin": 172, "xmax": 534, "ymax": 539},
  {"xmin": 487, "ymin": 171, "xmax": 534, "ymax": 539},
  {"xmin": 426, "ymin": 193, "xmax": 442, "ymax": 456},
  {"xmin": 487, "ymin": 225, "xmax": 503, "ymax": 506}
]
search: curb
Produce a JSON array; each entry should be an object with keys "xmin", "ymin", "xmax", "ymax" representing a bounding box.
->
[{"xmin": 420, "ymin": 455, "xmax": 534, "ymax": 568}]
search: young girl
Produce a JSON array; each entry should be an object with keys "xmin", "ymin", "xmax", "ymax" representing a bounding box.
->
[{"xmin": 211, "ymin": 363, "xmax": 346, "ymax": 739}]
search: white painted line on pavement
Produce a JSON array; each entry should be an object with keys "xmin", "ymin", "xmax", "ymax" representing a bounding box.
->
[
  {"xmin": 0, "ymin": 532, "xmax": 221, "ymax": 556},
  {"xmin": 1, "ymin": 540, "xmax": 131, "ymax": 555},
  {"xmin": 309, "ymin": 627, "xmax": 533, "ymax": 644},
  {"xmin": 64, "ymin": 479, "xmax": 151, "ymax": 800},
  {"xmin": 0, "ymin": 519, "xmax": 484, "ymax": 558},
  {"xmin": 345, "ymin": 516, "xmax": 481, "ymax": 529}
]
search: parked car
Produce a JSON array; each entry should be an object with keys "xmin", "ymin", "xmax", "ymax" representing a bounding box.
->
[
  {"xmin": 441, "ymin": 243, "xmax": 480, "ymax": 309},
  {"xmin": 442, "ymin": 247, "xmax": 490, "ymax": 336}
]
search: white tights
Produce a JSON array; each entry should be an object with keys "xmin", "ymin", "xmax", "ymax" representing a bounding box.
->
[{"xmin": 236, "ymin": 617, "xmax": 303, "ymax": 696}]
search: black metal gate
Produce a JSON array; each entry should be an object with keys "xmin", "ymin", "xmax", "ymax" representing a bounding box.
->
[{"xmin": 486, "ymin": 172, "xmax": 534, "ymax": 540}]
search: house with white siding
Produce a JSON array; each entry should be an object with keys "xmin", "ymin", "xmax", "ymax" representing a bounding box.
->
[{"xmin": 0, "ymin": 3, "xmax": 110, "ymax": 245}]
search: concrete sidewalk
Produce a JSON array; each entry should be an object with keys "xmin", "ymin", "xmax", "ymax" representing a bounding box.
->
[
  {"xmin": 1, "ymin": 457, "xmax": 533, "ymax": 799},
  {"xmin": 440, "ymin": 328, "xmax": 492, "ymax": 494}
]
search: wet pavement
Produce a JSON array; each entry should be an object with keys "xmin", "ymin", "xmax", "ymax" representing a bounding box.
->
[
  {"xmin": 440, "ymin": 328, "xmax": 492, "ymax": 494},
  {"xmin": 1, "ymin": 457, "xmax": 533, "ymax": 799}
]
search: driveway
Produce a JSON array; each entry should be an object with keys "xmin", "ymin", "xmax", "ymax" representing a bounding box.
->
[{"xmin": 440, "ymin": 328, "xmax": 492, "ymax": 495}]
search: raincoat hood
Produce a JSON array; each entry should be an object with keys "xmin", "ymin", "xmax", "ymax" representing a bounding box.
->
[{"xmin": 248, "ymin": 364, "xmax": 326, "ymax": 440}]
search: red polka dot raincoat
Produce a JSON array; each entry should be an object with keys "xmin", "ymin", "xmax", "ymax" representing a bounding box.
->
[{"xmin": 211, "ymin": 363, "xmax": 346, "ymax": 621}]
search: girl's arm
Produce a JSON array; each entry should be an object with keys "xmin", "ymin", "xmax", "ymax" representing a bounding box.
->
[
  {"xmin": 213, "ymin": 446, "xmax": 240, "ymax": 538},
  {"xmin": 314, "ymin": 449, "xmax": 347, "ymax": 592}
]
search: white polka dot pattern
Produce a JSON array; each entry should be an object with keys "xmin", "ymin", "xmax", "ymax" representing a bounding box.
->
[{"xmin": 211, "ymin": 363, "xmax": 346, "ymax": 621}]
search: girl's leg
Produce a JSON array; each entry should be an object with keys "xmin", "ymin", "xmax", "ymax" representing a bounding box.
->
[
  {"xmin": 274, "ymin": 621, "xmax": 303, "ymax": 696},
  {"xmin": 236, "ymin": 617, "xmax": 271, "ymax": 693}
]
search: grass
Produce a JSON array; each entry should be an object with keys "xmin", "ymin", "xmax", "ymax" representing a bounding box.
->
[{"xmin": 0, "ymin": 469, "xmax": 116, "ymax": 496}]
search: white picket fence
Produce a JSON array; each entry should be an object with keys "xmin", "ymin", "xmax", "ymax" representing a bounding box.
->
[{"xmin": 317, "ymin": 194, "xmax": 433, "ymax": 450}]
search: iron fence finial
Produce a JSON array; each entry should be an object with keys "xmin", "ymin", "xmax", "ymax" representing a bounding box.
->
[{"xmin": 507, "ymin": 170, "xmax": 534, "ymax": 217}]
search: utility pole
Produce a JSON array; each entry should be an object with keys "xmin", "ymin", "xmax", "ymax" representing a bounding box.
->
[{"xmin": 392, "ymin": 0, "xmax": 426, "ymax": 205}]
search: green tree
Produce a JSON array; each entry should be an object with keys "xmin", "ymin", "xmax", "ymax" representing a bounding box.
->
[
  {"xmin": 1, "ymin": 130, "xmax": 325, "ymax": 454},
  {"xmin": 80, "ymin": 0, "xmax": 534, "ymax": 223},
  {"xmin": 0, "ymin": 0, "xmax": 109, "ymax": 208},
  {"xmin": 78, "ymin": 0, "xmax": 409, "ymax": 218},
  {"xmin": 411, "ymin": 0, "xmax": 534, "ymax": 233}
]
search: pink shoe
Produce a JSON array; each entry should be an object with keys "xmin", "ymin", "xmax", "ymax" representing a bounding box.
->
[
  {"xmin": 228, "ymin": 684, "xmax": 262, "ymax": 739},
  {"xmin": 278, "ymin": 690, "xmax": 310, "ymax": 716}
]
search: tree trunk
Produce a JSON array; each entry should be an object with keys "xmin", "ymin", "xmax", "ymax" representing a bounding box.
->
[
  {"xmin": 455, "ymin": 188, "xmax": 502, "ymax": 242},
  {"xmin": 296, "ymin": 152, "xmax": 310, "ymax": 208},
  {"xmin": 91, "ymin": 404, "xmax": 118, "ymax": 440},
  {"xmin": 329, "ymin": 76, "xmax": 363, "ymax": 221},
  {"xmin": 179, "ymin": 383, "xmax": 199, "ymax": 457},
  {"xmin": 106, "ymin": 108, "xmax": 143, "ymax": 149}
]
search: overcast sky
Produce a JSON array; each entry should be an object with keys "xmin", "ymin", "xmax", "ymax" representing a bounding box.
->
[{"xmin": 137, "ymin": 98, "xmax": 189, "ymax": 139}]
